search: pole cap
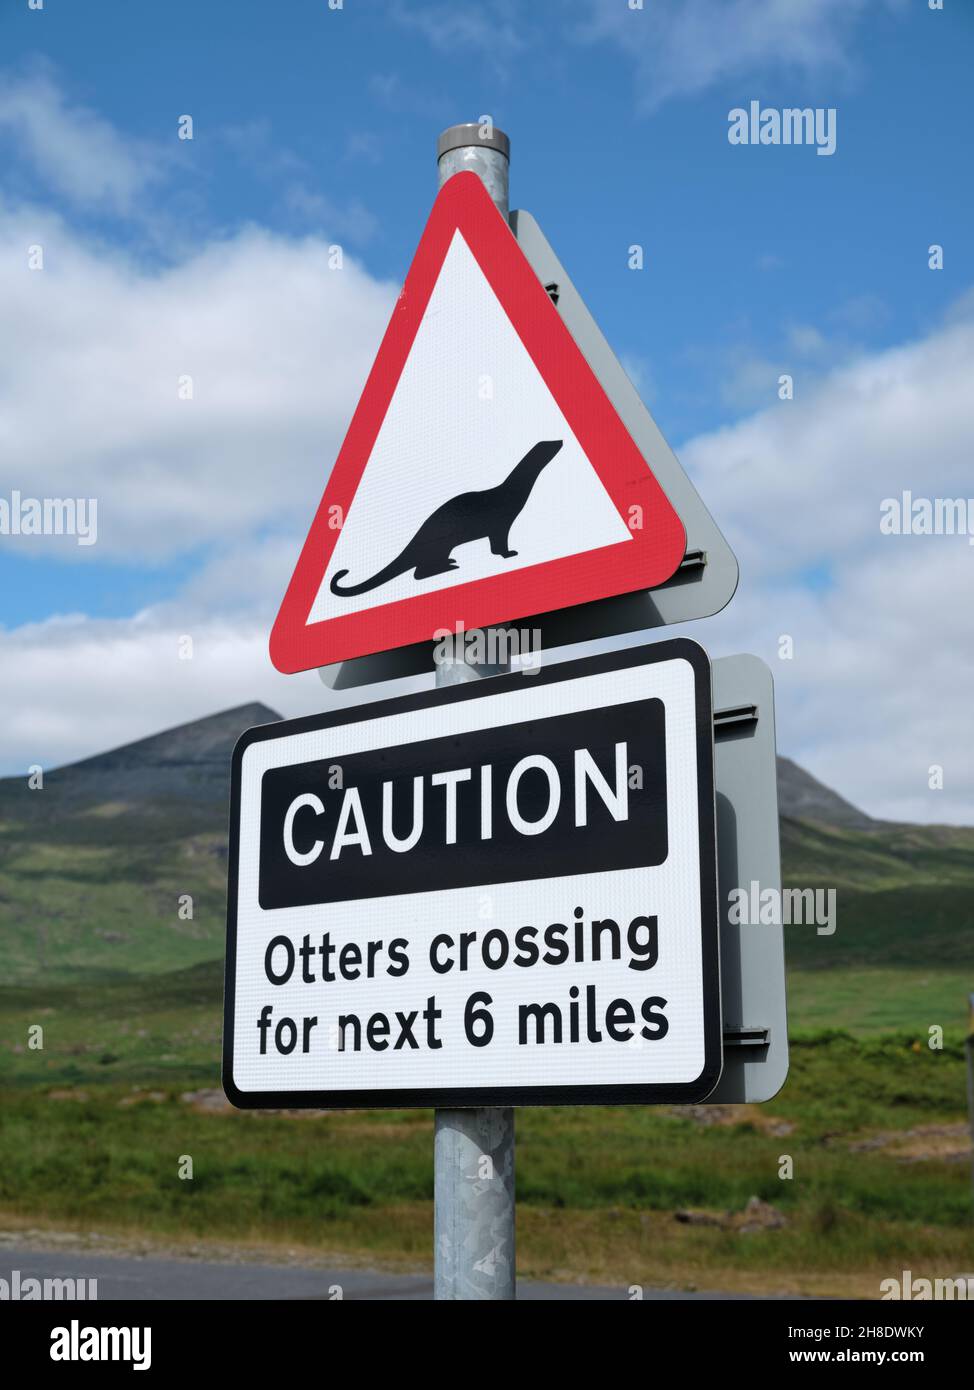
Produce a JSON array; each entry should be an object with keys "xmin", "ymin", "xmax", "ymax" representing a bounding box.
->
[{"xmin": 437, "ymin": 123, "xmax": 510, "ymax": 161}]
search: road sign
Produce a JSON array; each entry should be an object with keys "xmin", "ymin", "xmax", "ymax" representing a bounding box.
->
[
  {"xmin": 708, "ymin": 654, "xmax": 788, "ymax": 1103},
  {"xmin": 270, "ymin": 171, "xmax": 688, "ymax": 676},
  {"xmin": 224, "ymin": 639, "xmax": 721, "ymax": 1108},
  {"xmin": 324, "ymin": 206, "xmax": 739, "ymax": 691}
]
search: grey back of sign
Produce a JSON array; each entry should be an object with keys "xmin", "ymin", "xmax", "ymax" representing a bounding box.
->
[
  {"xmin": 511, "ymin": 210, "xmax": 739, "ymax": 633},
  {"xmin": 708, "ymin": 654, "xmax": 789, "ymax": 1104}
]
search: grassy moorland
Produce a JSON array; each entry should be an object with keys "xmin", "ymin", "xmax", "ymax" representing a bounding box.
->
[
  {"xmin": 0, "ymin": 1038, "xmax": 969, "ymax": 1297},
  {"xmin": 0, "ymin": 961, "xmax": 971, "ymax": 1296}
]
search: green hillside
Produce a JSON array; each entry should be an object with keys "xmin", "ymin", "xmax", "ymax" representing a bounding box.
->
[
  {"xmin": 778, "ymin": 816, "xmax": 974, "ymax": 1032},
  {"xmin": 0, "ymin": 703, "xmax": 269, "ymax": 983},
  {"xmin": 3, "ymin": 805, "xmax": 974, "ymax": 1026},
  {"xmin": 0, "ymin": 806, "xmax": 230, "ymax": 982}
]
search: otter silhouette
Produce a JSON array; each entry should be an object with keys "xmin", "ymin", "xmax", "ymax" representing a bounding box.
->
[{"xmin": 329, "ymin": 439, "xmax": 563, "ymax": 598}]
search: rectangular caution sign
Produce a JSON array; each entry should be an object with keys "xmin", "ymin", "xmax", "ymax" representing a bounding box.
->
[{"xmin": 223, "ymin": 640, "xmax": 720, "ymax": 1108}]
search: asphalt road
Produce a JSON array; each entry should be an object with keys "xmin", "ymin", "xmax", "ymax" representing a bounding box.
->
[{"xmin": 3, "ymin": 1247, "xmax": 788, "ymax": 1300}]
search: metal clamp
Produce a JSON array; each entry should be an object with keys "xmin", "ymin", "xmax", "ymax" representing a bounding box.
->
[
  {"xmin": 723, "ymin": 1027, "xmax": 771, "ymax": 1049},
  {"xmin": 714, "ymin": 702, "xmax": 759, "ymax": 734}
]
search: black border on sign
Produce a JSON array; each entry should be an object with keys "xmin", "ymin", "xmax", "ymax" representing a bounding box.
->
[{"xmin": 222, "ymin": 638, "xmax": 720, "ymax": 1110}]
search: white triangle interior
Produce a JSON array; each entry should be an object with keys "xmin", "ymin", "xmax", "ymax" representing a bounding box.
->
[{"xmin": 308, "ymin": 230, "xmax": 632, "ymax": 624}]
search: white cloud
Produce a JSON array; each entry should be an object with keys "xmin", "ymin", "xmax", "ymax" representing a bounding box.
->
[
  {"xmin": 687, "ymin": 310, "xmax": 974, "ymax": 584},
  {"xmin": 0, "ymin": 71, "xmax": 161, "ymax": 215},
  {"xmin": 0, "ymin": 200, "xmax": 397, "ymax": 562},
  {"xmin": 718, "ymin": 352, "xmax": 786, "ymax": 411},
  {"xmin": 391, "ymin": 0, "xmax": 524, "ymax": 70},
  {"xmin": 217, "ymin": 119, "xmax": 379, "ymax": 241},
  {"xmin": 680, "ymin": 300, "xmax": 974, "ymax": 824},
  {"xmin": 0, "ymin": 609, "xmax": 318, "ymax": 777},
  {"xmin": 0, "ymin": 73, "xmax": 408, "ymax": 776},
  {"xmin": 576, "ymin": 0, "xmax": 906, "ymax": 112},
  {"xmin": 281, "ymin": 183, "xmax": 378, "ymax": 241},
  {"xmin": 384, "ymin": 0, "xmax": 903, "ymax": 108},
  {"xmin": 717, "ymin": 316, "xmax": 868, "ymax": 410},
  {"xmin": 0, "ymin": 571, "xmax": 434, "ymax": 779}
]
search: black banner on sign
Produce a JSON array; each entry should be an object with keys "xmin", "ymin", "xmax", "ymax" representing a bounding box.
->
[{"xmin": 258, "ymin": 699, "xmax": 667, "ymax": 909}]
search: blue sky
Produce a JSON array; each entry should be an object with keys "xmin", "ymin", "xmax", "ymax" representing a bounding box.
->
[{"xmin": 1, "ymin": 0, "xmax": 972, "ymax": 822}]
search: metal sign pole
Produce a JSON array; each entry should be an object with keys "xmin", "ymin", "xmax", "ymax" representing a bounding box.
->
[{"xmin": 432, "ymin": 122, "xmax": 516, "ymax": 1301}]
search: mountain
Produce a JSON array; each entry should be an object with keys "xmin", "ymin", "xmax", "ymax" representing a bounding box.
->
[
  {"xmin": 775, "ymin": 755, "xmax": 873, "ymax": 831},
  {"xmin": 2, "ymin": 701, "xmax": 871, "ymax": 828},
  {"xmin": 31, "ymin": 702, "xmax": 282, "ymax": 807},
  {"xmin": 0, "ymin": 704, "xmax": 278, "ymax": 983}
]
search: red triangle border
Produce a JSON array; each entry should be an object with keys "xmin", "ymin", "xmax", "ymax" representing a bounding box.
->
[{"xmin": 270, "ymin": 172, "xmax": 686, "ymax": 674}]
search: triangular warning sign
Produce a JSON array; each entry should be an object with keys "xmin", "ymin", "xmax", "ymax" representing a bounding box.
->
[{"xmin": 270, "ymin": 172, "xmax": 686, "ymax": 674}]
